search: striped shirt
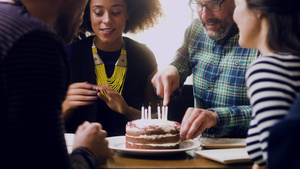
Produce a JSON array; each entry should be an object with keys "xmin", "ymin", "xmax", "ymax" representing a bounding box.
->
[
  {"xmin": 171, "ymin": 18, "xmax": 259, "ymax": 137},
  {"xmin": 0, "ymin": 2, "xmax": 96, "ymax": 169},
  {"xmin": 246, "ymin": 53, "xmax": 300, "ymax": 167}
]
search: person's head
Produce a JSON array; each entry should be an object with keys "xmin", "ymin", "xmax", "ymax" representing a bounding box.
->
[
  {"xmin": 54, "ymin": 0, "xmax": 89, "ymax": 45},
  {"xmin": 23, "ymin": 0, "xmax": 88, "ymax": 45},
  {"xmin": 80, "ymin": 0, "xmax": 162, "ymax": 45},
  {"xmin": 233, "ymin": 0, "xmax": 300, "ymax": 56},
  {"xmin": 189, "ymin": 0, "xmax": 236, "ymax": 40}
]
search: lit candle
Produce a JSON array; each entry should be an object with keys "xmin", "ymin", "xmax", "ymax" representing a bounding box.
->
[
  {"xmin": 157, "ymin": 103, "xmax": 161, "ymax": 120},
  {"xmin": 165, "ymin": 106, "xmax": 168, "ymax": 120},
  {"xmin": 162, "ymin": 106, "xmax": 165, "ymax": 120},
  {"xmin": 145, "ymin": 109, "xmax": 148, "ymax": 120},
  {"xmin": 148, "ymin": 104, "xmax": 151, "ymax": 119},
  {"xmin": 141, "ymin": 105, "xmax": 144, "ymax": 119}
]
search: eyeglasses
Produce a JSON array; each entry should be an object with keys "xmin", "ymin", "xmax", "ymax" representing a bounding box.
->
[{"xmin": 189, "ymin": 0, "xmax": 226, "ymax": 12}]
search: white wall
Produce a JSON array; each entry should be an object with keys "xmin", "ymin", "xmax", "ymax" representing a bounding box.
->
[{"xmin": 125, "ymin": 0, "xmax": 194, "ymax": 84}]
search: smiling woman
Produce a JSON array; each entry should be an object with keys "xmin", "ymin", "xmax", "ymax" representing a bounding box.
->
[
  {"xmin": 233, "ymin": 0, "xmax": 300, "ymax": 168},
  {"xmin": 63, "ymin": 0, "xmax": 164, "ymax": 137}
]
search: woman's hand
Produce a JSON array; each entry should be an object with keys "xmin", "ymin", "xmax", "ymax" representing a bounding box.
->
[
  {"xmin": 62, "ymin": 82, "xmax": 98, "ymax": 118},
  {"xmin": 94, "ymin": 85, "xmax": 130, "ymax": 116}
]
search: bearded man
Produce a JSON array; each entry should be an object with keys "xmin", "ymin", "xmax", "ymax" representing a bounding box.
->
[{"xmin": 152, "ymin": 0, "xmax": 259, "ymax": 139}]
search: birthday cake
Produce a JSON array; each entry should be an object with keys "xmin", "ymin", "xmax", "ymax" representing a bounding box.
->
[{"xmin": 125, "ymin": 119, "xmax": 181, "ymax": 149}]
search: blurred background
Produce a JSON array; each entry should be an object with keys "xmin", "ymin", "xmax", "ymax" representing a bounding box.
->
[
  {"xmin": 125, "ymin": 0, "xmax": 196, "ymax": 120},
  {"xmin": 125, "ymin": 0, "xmax": 196, "ymax": 84}
]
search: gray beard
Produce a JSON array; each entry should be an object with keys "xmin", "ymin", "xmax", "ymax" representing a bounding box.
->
[
  {"xmin": 205, "ymin": 27, "xmax": 229, "ymax": 40},
  {"xmin": 202, "ymin": 18, "xmax": 236, "ymax": 41}
]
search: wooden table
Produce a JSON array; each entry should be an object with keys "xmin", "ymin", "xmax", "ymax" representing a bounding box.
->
[
  {"xmin": 65, "ymin": 134, "xmax": 252, "ymax": 168},
  {"xmin": 98, "ymin": 148, "xmax": 252, "ymax": 168}
]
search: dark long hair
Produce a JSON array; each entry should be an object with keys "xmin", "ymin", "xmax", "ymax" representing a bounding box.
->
[{"xmin": 246, "ymin": 0, "xmax": 300, "ymax": 56}]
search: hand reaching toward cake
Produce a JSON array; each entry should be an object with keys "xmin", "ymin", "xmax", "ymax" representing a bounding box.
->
[
  {"xmin": 151, "ymin": 65, "xmax": 180, "ymax": 106},
  {"xmin": 180, "ymin": 108, "xmax": 218, "ymax": 140}
]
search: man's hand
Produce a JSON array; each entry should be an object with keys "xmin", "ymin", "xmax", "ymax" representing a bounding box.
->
[
  {"xmin": 151, "ymin": 65, "xmax": 180, "ymax": 106},
  {"xmin": 252, "ymin": 164, "xmax": 266, "ymax": 169},
  {"xmin": 180, "ymin": 108, "xmax": 218, "ymax": 140},
  {"xmin": 73, "ymin": 122, "xmax": 111, "ymax": 165}
]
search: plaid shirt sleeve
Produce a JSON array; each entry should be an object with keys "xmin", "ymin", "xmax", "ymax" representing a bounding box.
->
[
  {"xmin": 205, "ymin": 105, "xmax": 252, "ymax": 137},
  {"xmin": 170, "ymin": 24, "xmax": 193, "ymax": 89}
]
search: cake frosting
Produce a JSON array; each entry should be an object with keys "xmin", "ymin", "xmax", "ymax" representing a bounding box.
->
[{"xmin": 125, "ymin": 119, "xmax": 181, "ymax": 149}]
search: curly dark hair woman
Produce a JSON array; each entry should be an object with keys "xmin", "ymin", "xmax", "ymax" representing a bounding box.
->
[
  {"xmin": 65, "ymin": 0, "xmax": 163, "ymax": 137},
  {"xmin": 77, "ymin": 0, "xmax": 163, "ymax": 39}
]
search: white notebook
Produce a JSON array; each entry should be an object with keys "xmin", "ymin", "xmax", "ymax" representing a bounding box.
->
[
  {"xmin": 195, "ymin": 148, "xmax": 251, "ymax": 164},
  {"xmin": 196, "ymin": 137, "xmax": 246, "ymax": 149}
]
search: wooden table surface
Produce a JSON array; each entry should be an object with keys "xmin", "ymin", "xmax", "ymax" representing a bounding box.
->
[
  {"xmin": 98, "ymin": 149, "xmax": 252, "ymax": 169},
  {"xmin": 65, "ymin": 134, "xmax": 252, "ymax": 168}
]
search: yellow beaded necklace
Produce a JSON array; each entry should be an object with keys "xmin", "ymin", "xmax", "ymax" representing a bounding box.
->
[{"xmin": 92, "ymin": 37, "xmax": 127, "ymax": 96}]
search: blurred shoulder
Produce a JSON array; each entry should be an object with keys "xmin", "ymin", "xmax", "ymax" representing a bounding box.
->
[{"xmin": 70, "ymin": 35, "xmax": 95, "ymax": 48}]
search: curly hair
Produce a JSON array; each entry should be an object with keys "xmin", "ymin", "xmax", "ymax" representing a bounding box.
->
[{"xmin": 80, "ymin": 0, "xmax": 163, "ymax": 34}]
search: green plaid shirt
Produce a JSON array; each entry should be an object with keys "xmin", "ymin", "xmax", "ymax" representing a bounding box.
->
[{"xmin": 171, "ymin": 19, "xmax": 259, "ymax": 138}]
